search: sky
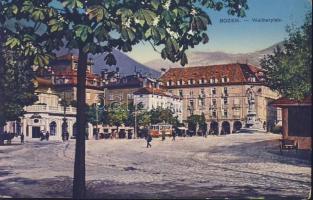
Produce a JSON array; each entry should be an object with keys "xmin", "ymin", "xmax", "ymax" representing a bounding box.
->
[{"xmin": 126, "ymin": 0, "xmax": 312, "ymax": 63}]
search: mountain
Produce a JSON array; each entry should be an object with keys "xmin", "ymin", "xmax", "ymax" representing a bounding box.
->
[
  {"xmin": 55, "ymin": 48, "xmax": 161, "ymax": 78},
  {"xmin": 144, "ymin": 41, "xmax": 284, "ymax": 70}
]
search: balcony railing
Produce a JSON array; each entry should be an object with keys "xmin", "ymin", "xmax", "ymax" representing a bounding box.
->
[{"xmin": 25, "ymin": 104, "xmax": 77, "ymax": 115}]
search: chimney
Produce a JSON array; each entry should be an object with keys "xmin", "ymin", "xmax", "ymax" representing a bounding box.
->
[
  {"xmin": 160, "ymin": 68, "xmax": 167, "ymax": 76},
  {"xmin": 156, "ymin": 81, "xmax": 160, "ymax": 89}
]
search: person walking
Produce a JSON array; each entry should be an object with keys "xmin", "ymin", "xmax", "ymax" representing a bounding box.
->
[
  {"xmin": 46, "ymin": 131, "xmax": 50, "ymax": 141},
  {"xmin": 21, "ymin": 133, "xmax": 24, "ymax": 144},
  {"xmin": 20, "ymin": 132, "xmax": 24, "ymax": 144},
  {"xmin": 66, "ymin": 131, "xmax": 69, "ymax": 140},
  {"xmin": 146, "ymin": 132, "xmax": 152, "ymax": 148},
  {"xmin": 172, "ymin": 127, "xmax": 176, "ymax": 141},
  {"xmin": 62, "ymin": 131, "xmax": 66, "ymax": 142},
  {"xmin": 161, "ymin": 128, "xmax": 166, "ymax": 141}
]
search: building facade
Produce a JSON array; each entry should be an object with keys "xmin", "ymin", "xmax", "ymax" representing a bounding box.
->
[
  {"xmin": 133, "ymin": 87, "xmax": 183, "ymax": 122},
  {"xmin": 39, "ymin": 54, "xmax": 105, "ymax": 106},
  {"xmin": 103, "ymin": 72, "xmax": 160, "ymax": 108},
  {"xmin": 159, "ymin": 63, "xmax": 281, "ymax": 134},
  {"xmin": 3, "ymin": 73, "xmax": 95, "ymax": 140}
]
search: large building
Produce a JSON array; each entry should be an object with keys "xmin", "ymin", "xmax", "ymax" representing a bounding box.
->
[
  {"xmin": 40, "ymin": 54, "xmax": 105, "ymax": 106},
  {"xmin": 159, "ymin": 63, "xmax": 281, "ymax": 134},
  {"xmin": 133, "ymin": 87, "xmax": 183, "ymax": 122},
  {"xmin": 3, "ymin": 77, "xmax": 93, "ymax": 140},
  {"xmin": 103, "ymin": 71, "xmax": 160, "ymax": 108}
]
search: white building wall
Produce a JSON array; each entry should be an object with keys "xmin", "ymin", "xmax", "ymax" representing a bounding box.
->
[{"xmin": 134, "ymin": 94, "xmax": 183, "ymax": 122}]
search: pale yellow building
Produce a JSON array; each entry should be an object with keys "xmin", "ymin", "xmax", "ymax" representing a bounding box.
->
[{"xmin": 159, "ymin": 63, "xmax": 281, "ymax": 134}]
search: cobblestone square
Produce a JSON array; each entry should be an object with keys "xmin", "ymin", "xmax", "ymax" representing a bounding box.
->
[{"xmin": 0, "ymin": 132, "xmax": 311, "ymax": 199}]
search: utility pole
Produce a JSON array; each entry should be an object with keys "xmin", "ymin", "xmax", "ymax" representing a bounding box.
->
[
  {"xmin": 134, "ymin": 102, "xmax": 137, "ymax": 139},
  {"xmin": 95, "ymin": 103, "xmax": 99, "ymax": 140}
]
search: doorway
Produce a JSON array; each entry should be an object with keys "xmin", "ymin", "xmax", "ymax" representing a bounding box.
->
[{"xmin": 32, "ymin": 127, "xmax": 41, "ymax": 138}]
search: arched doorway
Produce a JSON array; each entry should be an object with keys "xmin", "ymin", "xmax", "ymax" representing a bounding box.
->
[
  {"xmin": 233, "ymin": 121, "xmax": 242, "ymax": 133},
  {"xmin": 73, "ymin": 123, "xmax": 77, "ymax": 137},
  {"xmin": 209, "ymin": 121, "xmax": 219, "ymax": 135},
  {"xmin": 49, "ymin": 121, "xmax": 57, "ymax": 136},
  {"xmin": 221, "ymin": 121, "xmax": 230, "ymax": 135}
]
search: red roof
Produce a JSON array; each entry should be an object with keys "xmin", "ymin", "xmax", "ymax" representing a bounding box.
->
[
  {"xmin": 35, "ymin": 77, "xmax": 52, "ymax": 87},
  {"xmin": 159, "ymin": 63, "xmax": 264, "ymax": 86},
  {"xmin": 270, "ymin": 96, "xmax": 312, "ymax": 107}
]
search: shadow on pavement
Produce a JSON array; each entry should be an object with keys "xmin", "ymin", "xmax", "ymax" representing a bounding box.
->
[{"xmin": 0, "ymin": 175, "xmax": 307, "ymax": 199}]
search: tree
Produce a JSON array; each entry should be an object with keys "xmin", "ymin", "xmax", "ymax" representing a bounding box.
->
[
  {"xmin": 0, "ymin": 0, "xmax": 248, "ymax": 197},
  {"xmin": 0, "ymin": 31, "xmax": 37, "ymax": 129},
  {"xmin": 108, "ymin": 103, "xmax": 128, "ymax": 128},
  {"xmin": 260, "ymin": 11, "xmax": 312, "ymax": 100},
  {"xmin": 186, "ymin": 114, "xmax": 206, "ymax": 134},
  {"xmin": 149, "ymin": 107, "xmax": 179, "ymax": 125}
]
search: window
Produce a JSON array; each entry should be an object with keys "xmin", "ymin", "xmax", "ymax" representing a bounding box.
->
[
  {"xmin": 210, "ymin": 78, "xmax": 213, "ymax": 84},
  {"xmin": 215, "ymin": 78, "xmax": 218, "ymax": 83},
  {"xmin": 222, "ymin": 76, "xmax": 228, "ymax": 83},
  {"xmin": 212, "ymin": 110, "xmax": 217, "ymax": 118},
  {"xmin": 200, "ymin": 88, "xmax": 205, "ymax": 95},
  {"xmin": 212, "ymin": 99, "xmax": 217, "ymax": 106},
  {"xmin": 177, "ymin": 80, "xmax": 180, "ymax": 85},
  {"xmin": 86, "ymin": 93, "xmax": 91, "ymax": 100},
  {"xmin": 189, "ymin": 100, "xmax": 194, "ymax": 110},
  {"xmin": 109, "ymin": 94, "xmax": 114, "ymax": 100},
  {"xmin": 168, "ymin": 90, "xmax": 173, "ymax": 94},
  {"xmin": 223, "ymin": 97, "xmax": 228, "ymax": 105},
  {"xmin": 190, "ymin": 90, "xmax": 194, "ymax": 97},
  {"xmin": 212, "ymin": 88, "xmax": 216, "ymax": 95},
  {"xmin": 199, "ymin": 98, "xmax": 205, "ymax": 107},
  {"xmin": 179, "ymin": 90, "xmax": 183, "ymax": 97},
  {"xmin": 223, "ymin": 87, "xmax": 228, "ymax": 95},
  {"xmin": 223, "ymin": 109, "xmax": 228, "ymax": 117}
]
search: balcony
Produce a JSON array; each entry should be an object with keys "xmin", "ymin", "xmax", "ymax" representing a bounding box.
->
[{"xmin": 25, "ymin": 104, "xmax": 77, "ymax": 115}]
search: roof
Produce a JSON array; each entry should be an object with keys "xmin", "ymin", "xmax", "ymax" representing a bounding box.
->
[
  {"xmin": 159, "ymin": 63, "xmax": 265, "ymax": 87},
  {"xmin": 270, "ymin": 96, "xmax": 312, "ymax": 107},
  {"xmin": 34, "ymin": 77, "xmax": 52, "ymax": 87},
  {"xmin": 134, "ymin": 87, "xmax": 180, "ymax": 99}
]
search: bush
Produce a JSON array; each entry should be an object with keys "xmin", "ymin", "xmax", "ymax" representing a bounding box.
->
[{"xmin": 271, "ymin": 125, "xmax": 282, "ymax": 134}]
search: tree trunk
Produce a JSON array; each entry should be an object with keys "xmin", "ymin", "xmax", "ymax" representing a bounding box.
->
[{"xmin": 73, "ymin": 49, "xmax": 87, "ymax": 199}]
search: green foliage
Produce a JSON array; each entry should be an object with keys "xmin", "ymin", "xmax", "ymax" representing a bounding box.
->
[
  {"xmin": 0, "ymin": 32, "xmax": 38, "ymax": 127},
  {"xmin": 108, "ymin": 104, "xmax": 128, "ymax": 127},
  {"xmin": 149, "ymin": 107, "xmax": 179, "ymax": 126},
  {"xmin": 0, "ymin": 0, "xmax": 248, "ymax": 197},
  {"xmin": 260, "ymin": 12, "xmax": 312, "ymax": 100},
  {"xmin": 0, "ymin": 0, "xmax": 248, "ymax": 67},
  {"xmin": 187, "ymin": 114, "xmax": 207, "ymax": 132}
]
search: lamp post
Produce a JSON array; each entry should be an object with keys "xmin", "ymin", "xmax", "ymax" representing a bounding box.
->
[
  {"xmin": 59, "ymin": 92, "xmax": 68, "ymax": 140},
  {"xmin": 134, "ymin": 102, "xmax": 137, "ymax": 139},
  {"xmin": 95, "ymin": 102, "xmax": 101, "ymax": 140}
]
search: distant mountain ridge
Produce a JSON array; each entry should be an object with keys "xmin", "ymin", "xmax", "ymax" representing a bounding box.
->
[
  {"xmin": 55, "ymin": 48, "xmax": 161, "ymax": 78},
  {"xmin": 54, "ymin": 41, "xmax": 284, "ymax": 78},
  {"xmin": 144, "ymin": 41, "xmax": 284, "ymax": 71}
]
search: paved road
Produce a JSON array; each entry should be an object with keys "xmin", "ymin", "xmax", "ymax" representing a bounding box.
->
[{"xmin": 0, "ymin": 133, "xmax": 311, "ymax": 198}]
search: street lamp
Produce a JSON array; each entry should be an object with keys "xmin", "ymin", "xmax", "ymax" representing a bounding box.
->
[
  {"xmin": 134, "ymin": 102, "xmax": 137, "ymax": 139},
  {"xmin": 95, "ymin": 102, "xmax": 101, "ymax": 140},
  {"xmin": 59, "ymin": 92, "xmax": 68, "ymax": 140}
]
